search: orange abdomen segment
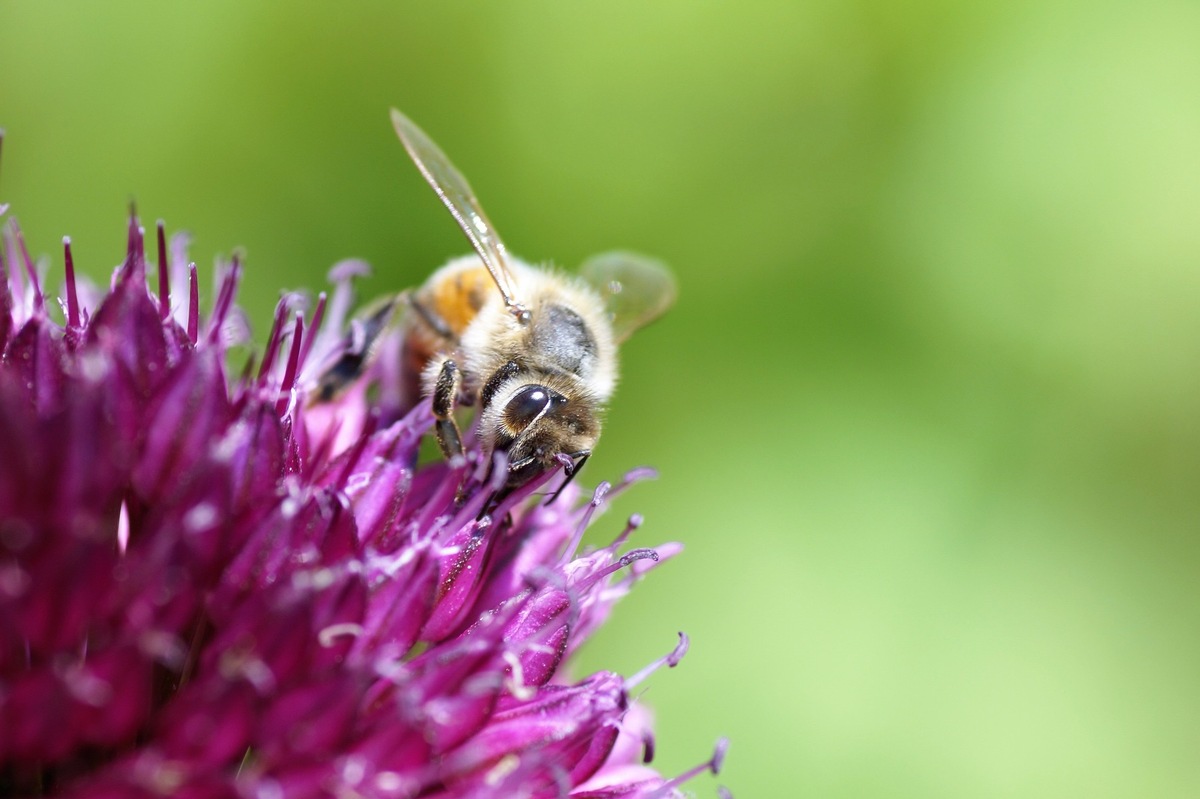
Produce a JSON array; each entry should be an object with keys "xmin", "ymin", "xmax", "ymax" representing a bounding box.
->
[
  {"xmin": 424, "ymin": 262, "xmax": 495, "ymax": 339},
  {"xmin": 401, "ymin": 259, "xmax": 499, "ymax": 409}
]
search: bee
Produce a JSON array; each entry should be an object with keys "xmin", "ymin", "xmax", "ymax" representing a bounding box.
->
[{"xmin": 386, "ymin": 108, "xmax": 675, "ymax": 499}]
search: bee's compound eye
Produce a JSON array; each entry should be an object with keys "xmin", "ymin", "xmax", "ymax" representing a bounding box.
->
[{"xmin": 504, "ymin": 385, "xmax": 555, "ymax": 430}]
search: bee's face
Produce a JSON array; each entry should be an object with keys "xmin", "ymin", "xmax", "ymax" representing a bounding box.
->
[{"xmin": 487, "ymin": 380, "xmax": 600, "ymax": 488}]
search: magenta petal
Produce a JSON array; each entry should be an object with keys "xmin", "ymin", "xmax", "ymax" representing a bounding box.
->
[
  {"xmin": 463, "ymin": 500, "xmax": 575, "ymax": 621},
  {"xmin": 3, "ymin": 668, "xmax": 74, "ymax": 762},
  {"xmin": 255, "ymin": 677, "xmax": 362, "ymax": 761},
  {"xmin": 348, "ymin": 713, "xmax": 431, "ymax": 775},
  {"xmin": 353, "ymin": 546, "xmax": 438, "ymax": 659},
  {"xmin": 306, "ymin": 571, "xmax": 369, "ymax": 668},
  {"xmin": 131, "ymin": 350, "xmax": 233, "ymax": 505},
  {"xmin": 70, "ymin": 643, "xmax": 154, "ymax": 748},
  {"xmin": 222, "ymin": 403, "xmax": 287, "ymax": 516},
  {"xmin": 216, "ymin": 492, "xmax": 358, "ymax": 606},
  {"xmin": 324, "ymin": 424, "xmax": 421, "ymax": 551},
  {"xmin": 385, "ymin": 632, "xmax": 510, "ymax": 753},
  {"xmin": 3, "ymin": 318, "xmax": 68, "ymax": 412},
  {"xmin": 15, "ymin": 537, "xmax": 115, "ymax": 653},
  {"xmin": 443, "ymin": 673, "xmax": 625, "ymax": 785},
  {"xmin": 420, "ymin": 523, "xmax": 497, "ymax": 642},
  {"xmin": 85, "ymin": 268, "xmax": 170, "ymax": 398},
  {"xmin": 155, "ymin": 681, "xmax": 258, "ymax": 765},
  {"xmin": 494, "ymin": 585, "xmax": 573, "ymax": 687},
  {"xmin": 203, "ymin": 589, "xmax": 324, "ymax": 686}
]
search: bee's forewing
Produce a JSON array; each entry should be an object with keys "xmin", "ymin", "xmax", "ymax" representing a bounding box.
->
[{"xmin": 390, "ymin": 109, "xmax": 526, "ymax": 316}]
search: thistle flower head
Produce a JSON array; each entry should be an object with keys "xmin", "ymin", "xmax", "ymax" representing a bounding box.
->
[{"xmin": 0, "ymin": 141, "xmax": 727, "ymax": 798}]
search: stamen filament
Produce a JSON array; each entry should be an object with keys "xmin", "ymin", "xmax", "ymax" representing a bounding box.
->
[
  {"xmin": 562, "ymin": 481, "xmax": 611, "ymax": 563},
  {"xmin": 625, "ymin": 631, "xmax": 688, "ymax": 691},
  {"xmin": 575, "ymin": 548, "xmax": 659, "ymax": 596},
  {"xmin": 645, "ymin": 737, "xmax": 730, "ymax": 799}
]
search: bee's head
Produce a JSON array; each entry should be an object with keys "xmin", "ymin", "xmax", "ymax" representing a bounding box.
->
[{"xmin": 482, "ymin": 375, "xmax": 600, "ymax": 489}]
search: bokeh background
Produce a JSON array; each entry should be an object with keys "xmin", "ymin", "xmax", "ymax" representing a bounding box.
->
[{"xmin": 3, "ymin": 2, "xmax": 1199, "ymax": 796}]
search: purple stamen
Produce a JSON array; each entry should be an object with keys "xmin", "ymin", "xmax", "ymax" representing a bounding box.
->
[
  {"xmin": 562, "ymin": 480, "xmax": 612, "ymax": 563},
  {"xmin": 667, "ymin": 631, "xmax": 689, "ymax": 667},
  {"xmin": 593, "ymin": 465, "xmax": 659, "ymax": 506},
  {"xmin": 645, "ymin": 737, "xmax": 730, "ymax": 799},
  {"xmin": 62, "ymin": 237, "xmax": 80, "ymax": 329},
  {"xmin": 275, "ymin": 312, "xmax": 304, "ymax": 416},
  {"xmin": 712, "ymin": 737, "xmax": 730, "ymax": 774},
  {"xmin": 186, "ymin": 262, "xmax": 199, "ymax": 343},
  {"xmin": 610, "ymin": 513, "xmax": 643, "ymax": 550},
  {"xmin": 156, "ymin": 220, "xmax": 169, "ymax": 320},
  {"xmin": 574, "ymin": 548, "xmax": 659, "ymax": 598},
  {"xmin": 625, "ymin": 631, "xmax": 688, "ymax": 691},
  {"xmin": 618, "ymin": 547, "xmax": 659, "ymax": 568},
  {"xmin": 643, "ymin": 730, "xmax": 656, "ymax": 764}
]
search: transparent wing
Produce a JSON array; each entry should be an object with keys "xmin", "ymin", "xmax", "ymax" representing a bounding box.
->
[
  {"xmin": 390, "ymin": 108, "xmax": 530, "ymax": 323},
  {"xmin": 578, "ymin": 251, "xmax": 676, "ymax": 343}
]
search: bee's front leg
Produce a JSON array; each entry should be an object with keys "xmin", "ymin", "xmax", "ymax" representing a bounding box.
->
[
  {"xmin": 432, "ymin": 358, "xmax": 469, "ymax": 503},
  {"xmin": 432, "ymin": 358, "xmax": 465, "ymax": 461}
]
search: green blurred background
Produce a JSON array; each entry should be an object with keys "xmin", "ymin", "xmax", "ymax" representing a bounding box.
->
[{"xmin": 3, "ymin": 1, "xmax": 1199, "ymax": 796}]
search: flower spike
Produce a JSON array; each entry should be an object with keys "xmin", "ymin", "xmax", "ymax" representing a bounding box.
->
[{"xmin": 0, "ymin": 134, "xmax": 726, "ymax": 797}]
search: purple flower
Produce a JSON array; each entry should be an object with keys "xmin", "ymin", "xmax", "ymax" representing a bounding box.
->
[{"xmin": 0, "ymin": 139, "xmax": 727, "ymax": 797}]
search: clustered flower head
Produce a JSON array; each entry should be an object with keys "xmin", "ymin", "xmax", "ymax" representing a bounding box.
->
[{"xmin": 0, "ymin": 134, "xmax": 727, "ymax": 799}]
